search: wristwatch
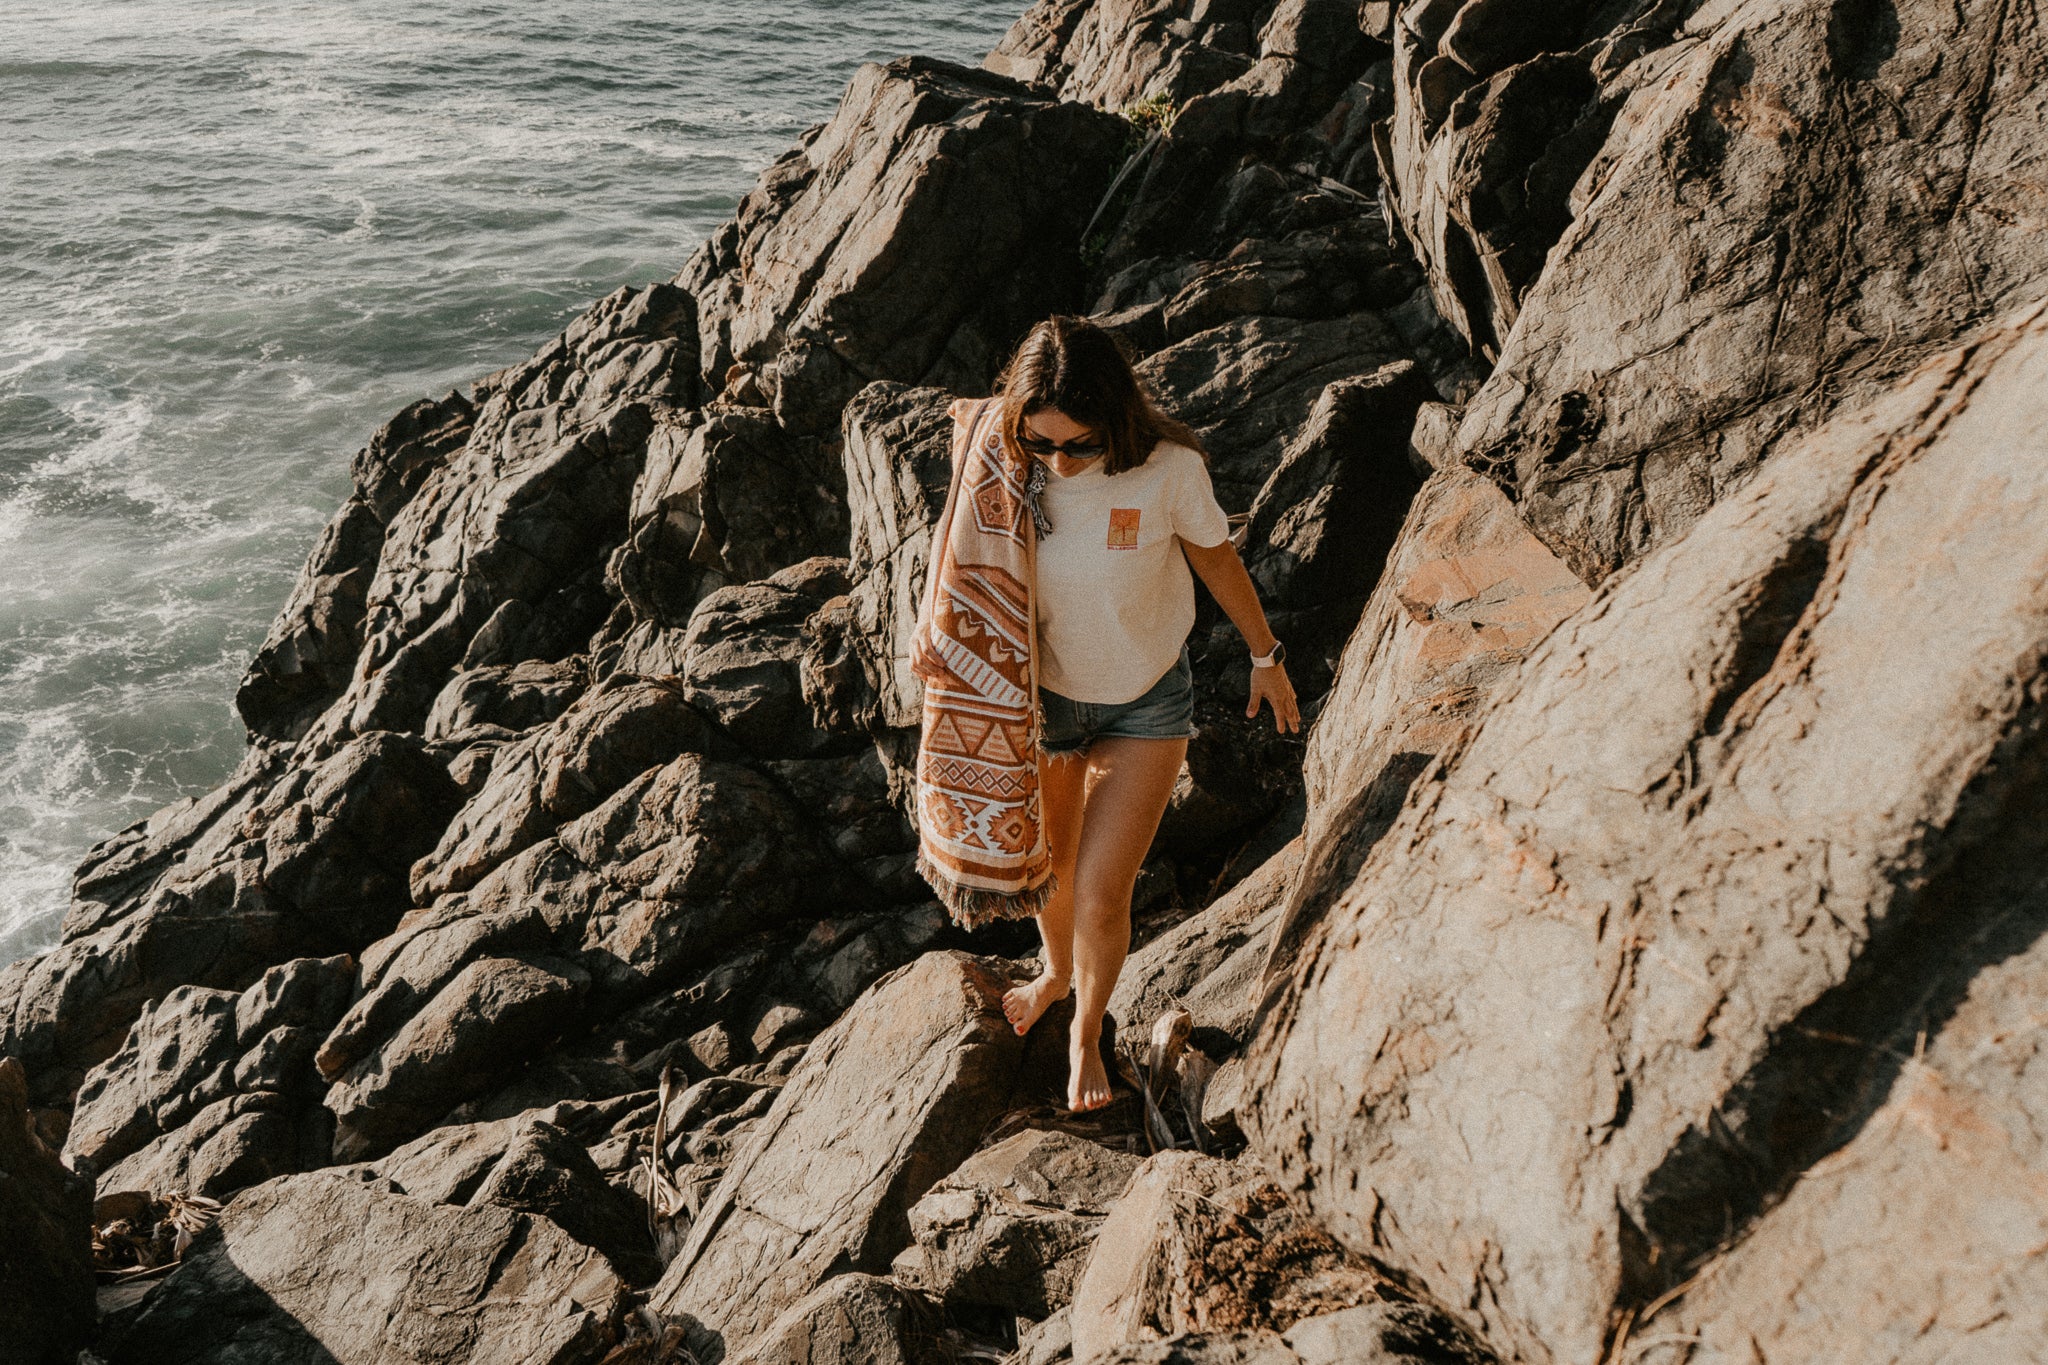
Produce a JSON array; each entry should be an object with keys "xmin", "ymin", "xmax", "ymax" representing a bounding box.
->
[{"xmin": 1252, "ymin": 640, "xmax": 1286, "ymax": 669}]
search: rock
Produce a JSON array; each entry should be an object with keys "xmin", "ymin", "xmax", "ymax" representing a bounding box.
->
[
  {"xmin": 839, "ymin": 382, "xmax": 956, "ymax": 733},
  {"xmin": 1257, "ymin": 465, "xmax": 1589, "ymax": 989},
  {"xmin": 1240, "ymin": 361, "xmax": 1435, "ymax": 681},
  {"xmin": 1137, "ymin": 312, "xmax": 1412, "ymax": 513},
  {"xmin": 466, "ymin": 1119, "xmax": 662, "ymax": 1284},
  {"xmin": 424, "ymin": 659, "xmax": 585, "ymax": 743},
  {"xmin": 906, "ymin": 1127, "xmax": 1144, "ymax": 1316},
  {"xmin": 681, "ymin": 562, "xmax": 857, "ymax": 758},
  {"xmin": 257, "ymin": 729, "xmax": 466, "ymax": 945},
  {"xmin": 681, "ymin": 57, "xmax": 1128, "ymax": 436},
  {"xmin": 66, "ymin": 985, "xmax": 240, "ymax": 1172},
  {"xmin": 650, "ymin": 950, "xmax": 1031, "ymax": 1356},
  {"xmin": 1071, "ymin": 1153, "xmax": 1388, "ymax": 1361},
  {"xmin": 723, "ymin": 1273, "xmax": 923, "ymax": 1365},
  {"xmin": 1247, "ymin": 301, "xmax": 2048, "ymax": 1363},
  {"xmin": 237, "ymin": 391, "xmax": 476, "ymax": 742},
  {"xmin": 410, "ymin": 674, "xmax": 718, "ymax": 901},
  {"xmin": 326, "ymin": 954, "xmax": 591, "ymax": 1160},
  {"xmin": 96, "ymin": 1090, "xmax": 306, "ymax": 1202},
  {"xmin": 1092, "ymin": 1334, "xmax": 1303, "ymax": 1365},
  {"xmin": 1111, "ymin": 839, "xmax": 1299, "ymax": 1045},
  {"xmin": 0, "ymin": 1057, "xmax": 93, "ymax": 1365},
  {"xmin": 102, "ymin": 1171, "xmax": 628, "ymax": 1364},
  {"xmin": 1383, "ymin": 0, "xmax": 2048, "ymax": 581},
  {"xmin": 606, "ymin": 407, "xmax": 848, "ymax": 627},
  {"xmin": 289, "ymin": 280, "xmax": 688, "ymax": 748}
]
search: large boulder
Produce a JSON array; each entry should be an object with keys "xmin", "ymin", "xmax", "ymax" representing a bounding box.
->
[
  {"xmin": 680, "ymin": 56, "xmax": 1128, "ymax": 436},
  {"xmin": 0, "ymin": 1057, "xmax": 93, "ymax": 1365},
  {"xmin": 1381, "ymin": 0, "xmax": 2048, "ymax": 581},
  {"xmin": 650, "ymin": 950, "xmax": 1032, "ymax": 1358},
  {"xmin": 293, "ymin": 281, "xmax": 694, "ymax": 750},
  {"xmin": 237, "ymin": 392, "xmax": 475, "ymax": 742},
  {"xmin": 1247, "ymin": 301, "xmax": 2048, "ymax": 1363},
  {"xmin": 102, "ymin": 1171, "xmax": 629, "ymax": 1364},
  {"xmin": 1257, "ymin": 463, "xmax": 1588, "ymax": 986}
]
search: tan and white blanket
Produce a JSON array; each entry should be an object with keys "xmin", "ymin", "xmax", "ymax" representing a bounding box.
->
[{"xmin": 910, "ymin": 396, "xmax": 1055, "ymax": 928}]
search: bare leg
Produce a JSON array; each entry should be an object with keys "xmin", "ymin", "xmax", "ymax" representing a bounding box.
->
[
  {"xmin": 1066, "ymin": 735, "xmax": 1187, "ymax": 1111},
  {"xmin": 1001, "ymin": 747, "xmax": 1088, "ymax": 1036}
]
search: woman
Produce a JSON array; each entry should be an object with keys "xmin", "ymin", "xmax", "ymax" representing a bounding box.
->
[{"xmin": 911, "ymin": 314, "xmax": 1298, "ymax": 1113}]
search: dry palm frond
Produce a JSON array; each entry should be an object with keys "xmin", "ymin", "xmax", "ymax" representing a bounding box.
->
[{"xmin": 92, "ymin": 1190, "xmax": 223, "ymax": 1281}]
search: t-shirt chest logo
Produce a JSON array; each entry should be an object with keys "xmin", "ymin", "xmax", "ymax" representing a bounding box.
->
[{"xmin": 1107, "ymin": 507, "xmax": 1140, "ymax": 550}]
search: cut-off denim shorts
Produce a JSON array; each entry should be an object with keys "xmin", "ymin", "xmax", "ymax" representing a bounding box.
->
[{"xmin": 1038, "ymin": 646, "xmax": 1196, "ymax": 757}]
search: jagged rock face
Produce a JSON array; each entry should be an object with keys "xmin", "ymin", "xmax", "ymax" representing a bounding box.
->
[
  {"xmin": 0, "ymin": 1057, "xmax": 93, "ymax": 1365},
  {"xmin": 65, "ymin": 955, "xmax": 352, "ymax": 1199},
  {"xmin": 651, "ymin": 951, "xmax": 1031, "ymax": 1359},
  {"xmin": 1247, "ymin": 302, "xmax": 2048, "ymax": 1363},
  {"xmin": 1382, "ymin": 0, "xmax": 2048, "ymax": 582},
  {"xmin": 101, "ymin": 1172, "xmax": 629, "ymax": 1364},
  {"xmin": 680, "ymin": 56, "xmax": 1129, "ymax": 436}
]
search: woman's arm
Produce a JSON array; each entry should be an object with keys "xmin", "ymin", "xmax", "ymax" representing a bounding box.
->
[{"xmin": 1179, "ymin": 536, "xmax": 1301, "ymax": 733}]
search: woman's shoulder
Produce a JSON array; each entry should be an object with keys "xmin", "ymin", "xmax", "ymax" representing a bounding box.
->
[{"xmin": 1144, "ymin": 438, "xmax": 1210, "ymax": 478}]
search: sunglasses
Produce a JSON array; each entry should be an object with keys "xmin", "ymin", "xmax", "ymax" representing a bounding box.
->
[{"xmin": 1016, "ymin": 430, "xmax": 1107, "ymax": 460}]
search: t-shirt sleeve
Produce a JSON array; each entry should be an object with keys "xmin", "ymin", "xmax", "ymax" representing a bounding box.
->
[{"xmin": 1169, "ymin": 448, "xmax": 1232, "ymax": 547}]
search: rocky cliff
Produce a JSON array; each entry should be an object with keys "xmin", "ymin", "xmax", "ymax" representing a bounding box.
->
[{"xmin": 4, "ymin": 2, "xmax": 2045, "ymax": 1363}]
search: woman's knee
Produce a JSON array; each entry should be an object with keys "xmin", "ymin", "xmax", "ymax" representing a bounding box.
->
[{"xmin": 1070, "ymin": 882, "xmax": 1134, "ymax": 932}]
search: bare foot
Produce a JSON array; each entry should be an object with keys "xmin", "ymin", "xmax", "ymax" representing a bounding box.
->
[
  {"xmin": 1068, "ymin": 1029, "xmax": 1112, "ymax": 1113},
  {"xmin": 1001, "ymin": 971, "xmax": 1070, "ymax": 1037}
]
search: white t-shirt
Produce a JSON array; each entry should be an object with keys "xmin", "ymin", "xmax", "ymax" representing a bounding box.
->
[{"xmin": 1034, "ymin": 440, "xmax": 1231, "ymax": 703}]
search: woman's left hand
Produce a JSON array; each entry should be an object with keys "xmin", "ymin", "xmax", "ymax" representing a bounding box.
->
[{"xmin": 1248, "ymin": 662, "xmax": 1300, "ymax": 733}]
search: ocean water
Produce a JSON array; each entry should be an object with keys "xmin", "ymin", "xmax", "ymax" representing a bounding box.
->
[{"xmin": 0, "ymin": 1, "xmax": 1022, "ymax": 966}]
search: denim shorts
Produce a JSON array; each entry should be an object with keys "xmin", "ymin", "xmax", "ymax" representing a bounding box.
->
[{"xmin": 1038, "ymin": 647, "xmax": 1196, "ymax": 756}]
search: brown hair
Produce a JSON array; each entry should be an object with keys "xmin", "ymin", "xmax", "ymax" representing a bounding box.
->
[{"xmin": 990, "ymin": 314, "xmax": 1207, "ymax": 476}]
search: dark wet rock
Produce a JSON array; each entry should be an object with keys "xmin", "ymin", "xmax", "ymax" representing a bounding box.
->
[
  {"xmin": 650, "ymin": 950, "xmax": 1031, "ymax": 1357},
  {"xmin": 1139, "ymin": 312, "xmax": 1412, "ymax": 513},
  {"xmin": 423, "ymin": 658, "xmax": 586, "ymax": 744},
  {"xmin": 906, "ymin": 1127, "xmax": 1144, "ymax": 1317},
  {"xmin": 1248, "ymin": 302, "xmax": 2048, "ymax": 1364},
  {"xmin": 257, "ymin": 729, "xmax": 465, "ymax": 946},
  {"xmin": 838, "ymin": 382, "xmax": 957, "ymax": 734},
  {"xmin": 101, "ymin": 1171, "xmax": 628, "ymax": 1365},
  {"xmin": 236, "ymin": 392, "xmax": 477, "ymax": 744},
  {"xmin": 1256, "ymin": 464, "xmax": 1588, "ymax": 991},
  {"xmin": 681, "ymin": 57, "xmax": 1128, "ymax": 437},
  {"xmin": 410, "ymin": 674, "xmax": 718, "ymax": 902},
  {"xmin": 0, "ymin": 1057, "xmax": 93, "ymax": 1365},
  {"xmin": 606, "ymin": 407, "xmax": 849, "ymax": 630},
  {"xmin": 326, "ymin": 953, "xmax": 591, "ymax": 1161},
  {"xmin": 723, "ymin": 1273, "xmax": 924, "ymax": 1365},
  {"xmin": 681, "ymin": 561, "xmax": 859, "ymax": 759}
]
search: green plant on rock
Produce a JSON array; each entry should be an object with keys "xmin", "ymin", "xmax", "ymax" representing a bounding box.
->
[{"xmin": 1120, "ymin": 92, "xmax": 1178, "ymax": 156}]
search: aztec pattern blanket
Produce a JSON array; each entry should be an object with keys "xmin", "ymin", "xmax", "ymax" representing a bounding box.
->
[{"xmin": 911, "ymin": 396, "xmax": 1056, "ymax": 929}]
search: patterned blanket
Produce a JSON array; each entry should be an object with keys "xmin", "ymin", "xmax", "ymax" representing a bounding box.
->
[{"xmin": 911, "ymin": 396, "xmax": 1055, "ymax": 928}]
